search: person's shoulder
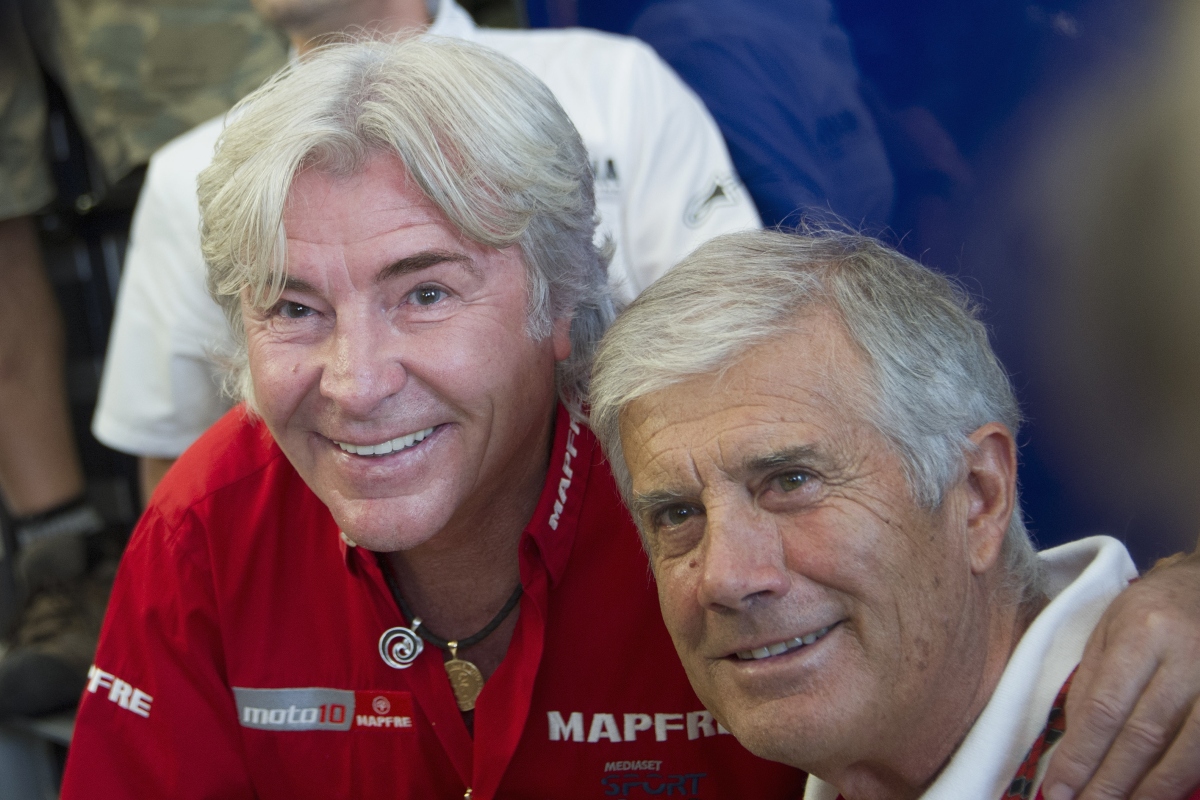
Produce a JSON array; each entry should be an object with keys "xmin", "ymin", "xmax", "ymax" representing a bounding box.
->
[
  {"xmin": 476, "ymin": 25, "xmax": 666, "ymax": 84},
  {"xmin": 474, "ymin": 25, "xmax": 689, "ymax": 144},
  {"xmin": 147, "ymin": 405, "xmax": 287, "ymax": 525},
  {"xmin": 478, "ymin": 23, "xmax": 651, "ymax": 51},
  {"xmin": 135, "ymin": 113, "xmax": 226, "ymax": 220}
]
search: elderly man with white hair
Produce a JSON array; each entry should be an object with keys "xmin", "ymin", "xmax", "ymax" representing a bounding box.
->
[{"xmin": 590, "ymin": 230, "xmax": 1200, "ymax": 800}]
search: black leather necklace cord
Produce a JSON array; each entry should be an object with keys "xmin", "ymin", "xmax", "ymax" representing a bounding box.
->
[{"xmin": 376, "ymin": 552, "xmax": 523, "ymax": 651}]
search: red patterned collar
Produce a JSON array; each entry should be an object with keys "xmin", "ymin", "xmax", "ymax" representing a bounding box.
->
[{"xmin": 1005, "ymin": 670, "xmax": 1074, "ymax": 800}]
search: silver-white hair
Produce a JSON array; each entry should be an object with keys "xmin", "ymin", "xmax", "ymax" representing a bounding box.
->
[
  {"xmin": 198, "ymin": 35, "xmax": 615, "ymax": 418},
  {"xmin": 590, "ymin": 229, "xmax": 1043, "ymax": 603}
]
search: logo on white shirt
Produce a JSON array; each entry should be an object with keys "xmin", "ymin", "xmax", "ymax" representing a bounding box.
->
[
  {"xmin": 592, "ymin": 157, "xmax": 621, "ymax": 195},
  {"xmin": 684, "ymin": 175, "xmax": 740, "ymax": 228}
]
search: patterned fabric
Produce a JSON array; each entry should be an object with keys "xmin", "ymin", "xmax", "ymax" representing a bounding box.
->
[
  {"xmin": 0, "ymin": 0, "xmax": 287, "ymax": 217},
  {"xmin": 1005, "ymin": 670, "xmax": 1074, "ymax": 800}
]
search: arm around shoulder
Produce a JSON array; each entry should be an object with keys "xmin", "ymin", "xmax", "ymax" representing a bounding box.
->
[{"xmin": 1043, "ymin": 548, "xmax": 1200, "ymax": 800}]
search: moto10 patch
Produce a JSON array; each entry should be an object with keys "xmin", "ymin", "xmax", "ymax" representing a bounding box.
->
[{"xmin": 234, "ymin": 687, "xmax": 414, "ymax": 732}]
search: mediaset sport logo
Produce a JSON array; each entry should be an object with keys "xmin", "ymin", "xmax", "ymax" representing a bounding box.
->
[
  {"xmin": 600, "ymin": 762, "xmax": 708, "ymax": 797},
  {"xmin": 600, "ymin": 769, "xmax": 707, "ymax": 797}
]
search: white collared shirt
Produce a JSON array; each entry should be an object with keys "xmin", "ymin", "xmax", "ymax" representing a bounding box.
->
[{"xmin": 804, "ymin": 536, "xmax": 1137, "ymax": 800}]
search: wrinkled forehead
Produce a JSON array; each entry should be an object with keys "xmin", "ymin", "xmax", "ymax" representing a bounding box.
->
[{"xmin": 620, "ymin": 314, "xmax": 877, "ymax": 483}]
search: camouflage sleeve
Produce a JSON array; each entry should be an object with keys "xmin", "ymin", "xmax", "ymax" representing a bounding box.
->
[
  {"xmin": 0, "ymin": 1, "xmax": 55, "ymax": 220},
  {"xmin": 26, "ymin": 0, "xmax": 288, "ymax": 188}
]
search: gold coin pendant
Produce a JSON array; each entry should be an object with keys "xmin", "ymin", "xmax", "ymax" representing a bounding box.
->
[{"xmin": 445, "ymin": 658, "xmax": 485, "ymax": 711}]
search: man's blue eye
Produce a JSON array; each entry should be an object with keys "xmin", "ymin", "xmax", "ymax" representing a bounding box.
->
[
  {"xmin": 280, "ymin": 302, "xmax": 313, "ymax": 319},
  {"xmin": 411, "ymin": 286, "xmax": 447, "ymax": 306}
]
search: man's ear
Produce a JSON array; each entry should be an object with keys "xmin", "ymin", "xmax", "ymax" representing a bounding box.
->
[
  {"xmin": 963, "ymin": 422, "xmax": 1018, "ymax": 575},
  {"xmin": 551, "ymin": 315, "xmax": 573, "ymax": 362}
]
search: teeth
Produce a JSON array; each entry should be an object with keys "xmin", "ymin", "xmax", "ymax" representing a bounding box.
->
[
  {"xmin": 736, "ymin": 625, "xmax": 832, "ymax": 661},
  {"xmin": 336, "ymin": 427, "xmax": 434, "ymax": 457}
]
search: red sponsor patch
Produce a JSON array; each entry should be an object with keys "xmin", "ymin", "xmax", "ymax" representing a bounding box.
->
[{"xmin": 351, "ymin": 691, "xmax": 415, "ymax": 731}]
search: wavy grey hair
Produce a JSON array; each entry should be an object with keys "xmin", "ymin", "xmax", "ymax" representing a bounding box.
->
[
  {"xmin": 198, "ymin": 36, "xmax": 615, "ymax": 418},
  {"xmin": 590, "ymin": 229, "xmax": 1043, "ymax": 604}
]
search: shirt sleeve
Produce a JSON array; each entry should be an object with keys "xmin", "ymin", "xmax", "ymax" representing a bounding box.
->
[
  {"xmin": 603, "ymin": 39, "xmax": 762, "ymax": 302},
  {"xmin": 60, "ymin": 506, "xmax": 255, "ymax": 799},
  {"xmin": 92, "ymin": 133, "xmax": 234, "ymax": 459}
]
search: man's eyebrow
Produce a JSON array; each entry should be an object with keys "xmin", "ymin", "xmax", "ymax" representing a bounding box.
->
[
  {"xmin": 627, "ymin": 447, "xmax": 828, "ymax": 520},
  {"xmin": 281, "ymin": 276, "xmax": 321, "ymax": 294},
  {"xmin": 629, "ymin": 489, "xmax": 694, "ymax": 524},
  {"xmin": 740, "ymin": 445, "xmax": 827, "ymax": 476},
  {"xmin": 376, "ymin": 250, "xmax": 479, "ymax": 283}
]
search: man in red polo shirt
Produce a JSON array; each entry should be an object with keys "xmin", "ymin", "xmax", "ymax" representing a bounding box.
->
[
  {"xmin": 61, "ymin": 37, "xmax": 802, "ymax": 799},
  {"xmin": 64, "ymin": 36, "xmax": 1200, "ymax": 800}
]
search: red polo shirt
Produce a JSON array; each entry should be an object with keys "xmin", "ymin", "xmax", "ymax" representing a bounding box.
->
[{"xmin": 62, "ymin": 407, "xmax": 805, "ymax": 799}]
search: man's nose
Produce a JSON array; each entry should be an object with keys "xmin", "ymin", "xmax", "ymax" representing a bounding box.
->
[
  {"xmin": 319, "ymin": 309, "xmax": 407, "ymax": 415},
  {"xmin": 695, "ymin": 501, "xmax": 790, "ymax": 612}
]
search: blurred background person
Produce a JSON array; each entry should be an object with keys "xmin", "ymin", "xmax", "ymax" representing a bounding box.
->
[
  {"xmin": 831, "ymin": 0, "xmax": 1192, "ymax": 565},
  {"xmin": 628, "ymin": 0, "xmax": 895, "ymax": 231},
  {"xmin": 0, "ymin": 0, "xmax": 286, "ymax": 720},
  {"xmin": 1020, "ymin": 0, "xmax": 1200, "ymax": 560}
]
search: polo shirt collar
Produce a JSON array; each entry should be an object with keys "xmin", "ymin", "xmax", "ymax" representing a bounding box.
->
[{"xmin": 521, "ymin": 406, "xmax": 593, "ymax": 587}]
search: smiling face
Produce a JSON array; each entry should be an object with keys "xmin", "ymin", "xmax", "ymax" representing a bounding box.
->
[
  {"xmin": 619, "ymin": 311, "xmax": 1004, "ymax": 780},
  {"xmin": 242, "ymin": 154, "xmax": 570, "ymax": 552}
]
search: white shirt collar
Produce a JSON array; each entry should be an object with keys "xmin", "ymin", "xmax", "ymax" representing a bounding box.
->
[{"xmin": 804, "ymin": 537, "xmax": 1135, "ymax": 800}]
